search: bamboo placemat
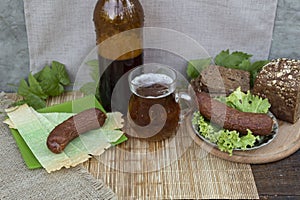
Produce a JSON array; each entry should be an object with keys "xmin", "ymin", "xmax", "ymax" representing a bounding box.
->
[
  {"xmin": 25, "ymin": 92, "xmax": 259, "ymax": 199},
  {"xmin": 75, "ymin": 94, "xmax": 257, "ymax": 199}
]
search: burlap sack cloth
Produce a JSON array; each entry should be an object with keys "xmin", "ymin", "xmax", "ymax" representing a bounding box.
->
[{"xmin": 24, "ymin": 0, "xmax": 278, "ymax": 79}]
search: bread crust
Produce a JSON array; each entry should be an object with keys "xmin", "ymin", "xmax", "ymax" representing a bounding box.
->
[{"xmin": 253, "ymin": 58, "xmax": 300, "ymax": 123}]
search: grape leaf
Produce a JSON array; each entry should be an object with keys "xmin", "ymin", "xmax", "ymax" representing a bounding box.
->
[
  {"xmin": 51, "ymin": 61, "xmax": 71, "ymax": 85},
  {"xmin": 15, "ymin": 61, "xmax": 71, "ymax": 109},
  {"xmin": 18, "ymin": 73, "xmax": 47, "ymax": 99},
  {"xmin": 17, "ymin": 74, "xmax": 47, "ymax": 109},
  {"xmin": 80, "ymin": 60, "xmax": 100, "ymax": 100},
  {"xmin": 34, "ymin": 62, "xmax": 70, "ymax": 97},
  {"xmin": 186, "ymin": 58, "xmax": 211, "ymax": 79},
  {"xmin": 214, "ymin": 49, "xmax": 252, "ymax": 68},
  {"xmin": 80, "ymin": 82, "xmax": 98, "ymax": 96},
  {"xmin": 85, "ymin": 60, "xmax": 99, "ymax": 82},
  {"xmin": 250, "ymin": 60, "xmax": 269, "ymax": 86}
]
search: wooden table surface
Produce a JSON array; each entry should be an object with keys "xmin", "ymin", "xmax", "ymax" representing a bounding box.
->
[{"xmin": 251, "ymin": 149, "xmax": 300, "ymax": 199}]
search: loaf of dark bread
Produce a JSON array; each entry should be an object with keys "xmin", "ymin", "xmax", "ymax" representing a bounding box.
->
[
  {"xmin": 253, "ymin": 58, "xmax": 300, "ymax": 123},
  {"xmin": 191, "ymin": 65, "xmax": 250, "ymax": 96}
]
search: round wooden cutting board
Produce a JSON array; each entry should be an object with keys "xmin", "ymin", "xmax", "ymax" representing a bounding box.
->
[{"xmin": 188, "ymin": 115, "xmax": 300, "ymax": 164}]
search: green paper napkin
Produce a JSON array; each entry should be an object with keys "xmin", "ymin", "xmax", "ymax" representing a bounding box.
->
[{"xmin": 9, "ymin": 95, "xmax": 127, "ymax": 169}]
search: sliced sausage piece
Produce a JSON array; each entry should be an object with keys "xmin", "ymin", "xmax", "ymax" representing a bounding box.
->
[
  {"xmin": 47, "ymin": 108, "xmax": 107, "ymax": 154},
  {"xmin": 196, "ymin": 91, "xmax": 273, "ymax": 136}
]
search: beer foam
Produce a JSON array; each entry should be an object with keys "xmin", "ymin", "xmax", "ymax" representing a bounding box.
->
[{"xmin": 131, "ymin": 73, "xmax": 173, "ymax": 87}]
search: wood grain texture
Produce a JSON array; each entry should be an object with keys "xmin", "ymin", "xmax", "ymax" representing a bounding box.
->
[{"xmin": 251, "ymin": 150, "xmax": 300, "ymax": 199}]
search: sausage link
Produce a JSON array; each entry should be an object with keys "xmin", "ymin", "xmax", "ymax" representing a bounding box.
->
[
  {"xmin": 196, "ymin": 91, "xmax": 273, "ymax": 136},
  {"xmin": 47, "ymin": 108, "xmax": 107, "ymax": 154}
]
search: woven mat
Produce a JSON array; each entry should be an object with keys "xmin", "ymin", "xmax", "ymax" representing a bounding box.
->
[
  {"xmin": 0, "ymin": 92, "xmax": 116, "ymax": 200},
  {"xmin": 2, "ymin": 92, "xmax": 259, "ymax": 199},
  {"xmin": 49, "ymin": 92, "xmax": 259, "ymax": 199},
  {"xmin": 77, "ymin": 95, "xmax": 258, "ymax": 199},
  {"xmin": 84, "ymin": 141, "xmax": 259, "ymax": 199}
]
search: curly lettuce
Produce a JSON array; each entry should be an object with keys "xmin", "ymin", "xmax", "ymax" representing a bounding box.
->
[
  {"xmin": 193, "ymin": 112, "xmax": 259, "ymax": 155},
  {"xmin": 226, "ymin": 87, "xmax": 271, "ymax": 113},
  {"xmin": 193, "ymin": 88, "xmax": 270, "ymax": 155}
]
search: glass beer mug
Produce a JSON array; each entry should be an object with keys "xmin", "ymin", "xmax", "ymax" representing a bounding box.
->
[{"xmin": 127, "ymin": 64, "xmax": 193, "ymax": 141}]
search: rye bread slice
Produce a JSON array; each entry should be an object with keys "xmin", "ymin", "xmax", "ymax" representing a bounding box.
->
[{"xmin": 191, "ymin": 65, "xmax": 250, "ymax": 96}]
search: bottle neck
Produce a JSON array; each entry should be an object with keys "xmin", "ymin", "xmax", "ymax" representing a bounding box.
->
[
  {"xmin": 102, "ymin": 0, "xmax": 134, "ymax": 9},
  {"xmin": 101, "ymin": 0, "xmax": 136, "ymax": 20}
]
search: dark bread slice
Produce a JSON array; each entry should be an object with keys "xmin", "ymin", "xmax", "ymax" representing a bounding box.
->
[
  {"xmin": 253, "ymin": 58, "xmax": 300, "ymax": 123},
  {"xmin": 191, "ymin": 65, "xmax": 250, "ymax": 96}
]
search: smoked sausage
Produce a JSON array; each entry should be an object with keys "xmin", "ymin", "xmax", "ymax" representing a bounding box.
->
[
  {"xmin": 47, "ymin": 108, "xmax": 107, "ymax": 154},
  {"xmin": 196, "ymin": 91, "xmax": 273, "ymax": 136}
]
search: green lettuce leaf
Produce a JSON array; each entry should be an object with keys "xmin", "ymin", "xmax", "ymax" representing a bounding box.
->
[
  {"xmin": 226, "ymin": 87, "xmax": 271, "ymax": 113},
  {"xmin": 192, "ymin": 87, "xmax": 269, "ymax": 155},
  {"xmin": 193, "ymin": 112, "xmax": 259, "ymax": 156}
]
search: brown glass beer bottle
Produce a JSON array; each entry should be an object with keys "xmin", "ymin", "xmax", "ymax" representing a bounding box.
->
[{"xmin": 93, "ymin": 0, "xmax": 144, "ymax": 112}]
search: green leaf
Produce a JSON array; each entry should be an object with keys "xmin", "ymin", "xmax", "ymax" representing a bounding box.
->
[
  {"xmin": 186, "ymin": 58, "xmax": 211, "ymax": 79},
  {"xmin": 23, "ymin": 93, "xmax": 47, "ymax": 109},
  {"xmin": 11, "ymin": 99, "xmax": 28, "ymax": 107},
  {"xmin": 238, "ymin": 59, "xmax": 252, "ymax": 71},
  {"xmin": 192, "ymin": 87, "xmax": 271, "ymax": 155},
  {"xmin": 214, "ymin": 49, "xmax": 252, "ymax": 68},
  {"xmin": 17, "ymin": 74, "xmax": 48, "ymax": 109},
  {"xmin": 192, "ymin": 112, "xmax": 259, "ymax": 156},
  {"xmin": 249, "ymin": 60, "xmax": 269, "ymax": 86},
  {"xmin": 217, "ymin": 130, "xmax": 240, "ymax": 155},
  {"xmin": 111, "ymin": 134, "xmax": 128, "ymax": 146},
  {"xmin": 33, "ymin": 61, "xmax": 70, "ymax": 96},
  {"xmin": 51, "ymin": 61, "xmax": 71, "ymax": 86},
  {"xmin": 18, "ymin": 74, "xmax": 48, "ymax": 99},
  {"xmin": 86, "ymin": 60, "xmax": 99, "ymax": 82},
  {"xmin": 213, "ymin": 49, "xmax": 269, "ymax": 88},
  {"xmin": 214, "ymin": 49, "xmax": 230, "ymax": 66},
  {"xmin": 86, "ymin": 60, "xmax": 99, "ymax": 67},
  {"xmin": 33, "ymin": 67, "xmax": 45, "ymax": 81},
  {"xmin": 192, "ymin": 111, "xmax": 260, "ymax": 156},
  {"xmin": 231, "ymin": 51, "xmax": 252, "ymax": 60},
  {"xmin": 239, "ymin": 130, "xmax": 259, "ymax": 149},
  {"xmin": 251, "ymin": 60, "xmax": 269, "ymax": 71},
  {"xmin": 80, "ymin": 82, "xmax": 98, "ymax": 96},
  {"xmin": 80, "ymin": 60, "xmax": 100, "ymax": 100},
  {"xmin": 36, "ymin": 66, "xmax": 63, "ymax": 96},
  {"xmin": 226, "ymin": 87, "xmax": 271, "ymax": 113},
  {"xmin": 215, "ymin": 49, "xmax": 252, "ymax": 69},
  {"xmin": 16, "ymin": 61, "xmax": 71, "ymax": 109}
]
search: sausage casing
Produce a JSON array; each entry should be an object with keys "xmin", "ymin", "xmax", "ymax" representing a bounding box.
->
[
  {"xmin": 196, "ymin": 91, "xmax": 273, "ymax": 136},
  {"xmin": 47, "ymin": 108, "xmax": 107, "ymax": 154}
]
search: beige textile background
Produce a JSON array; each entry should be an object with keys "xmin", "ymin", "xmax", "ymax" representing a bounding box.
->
[{"xmin": 24, "ymin": 0, "xmax": 278, "ymax": 83}]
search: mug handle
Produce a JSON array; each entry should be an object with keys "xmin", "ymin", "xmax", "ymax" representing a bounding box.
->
[{"xmin": 176, "ymin": 91, "xmax": 196, "ymax": 122}]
